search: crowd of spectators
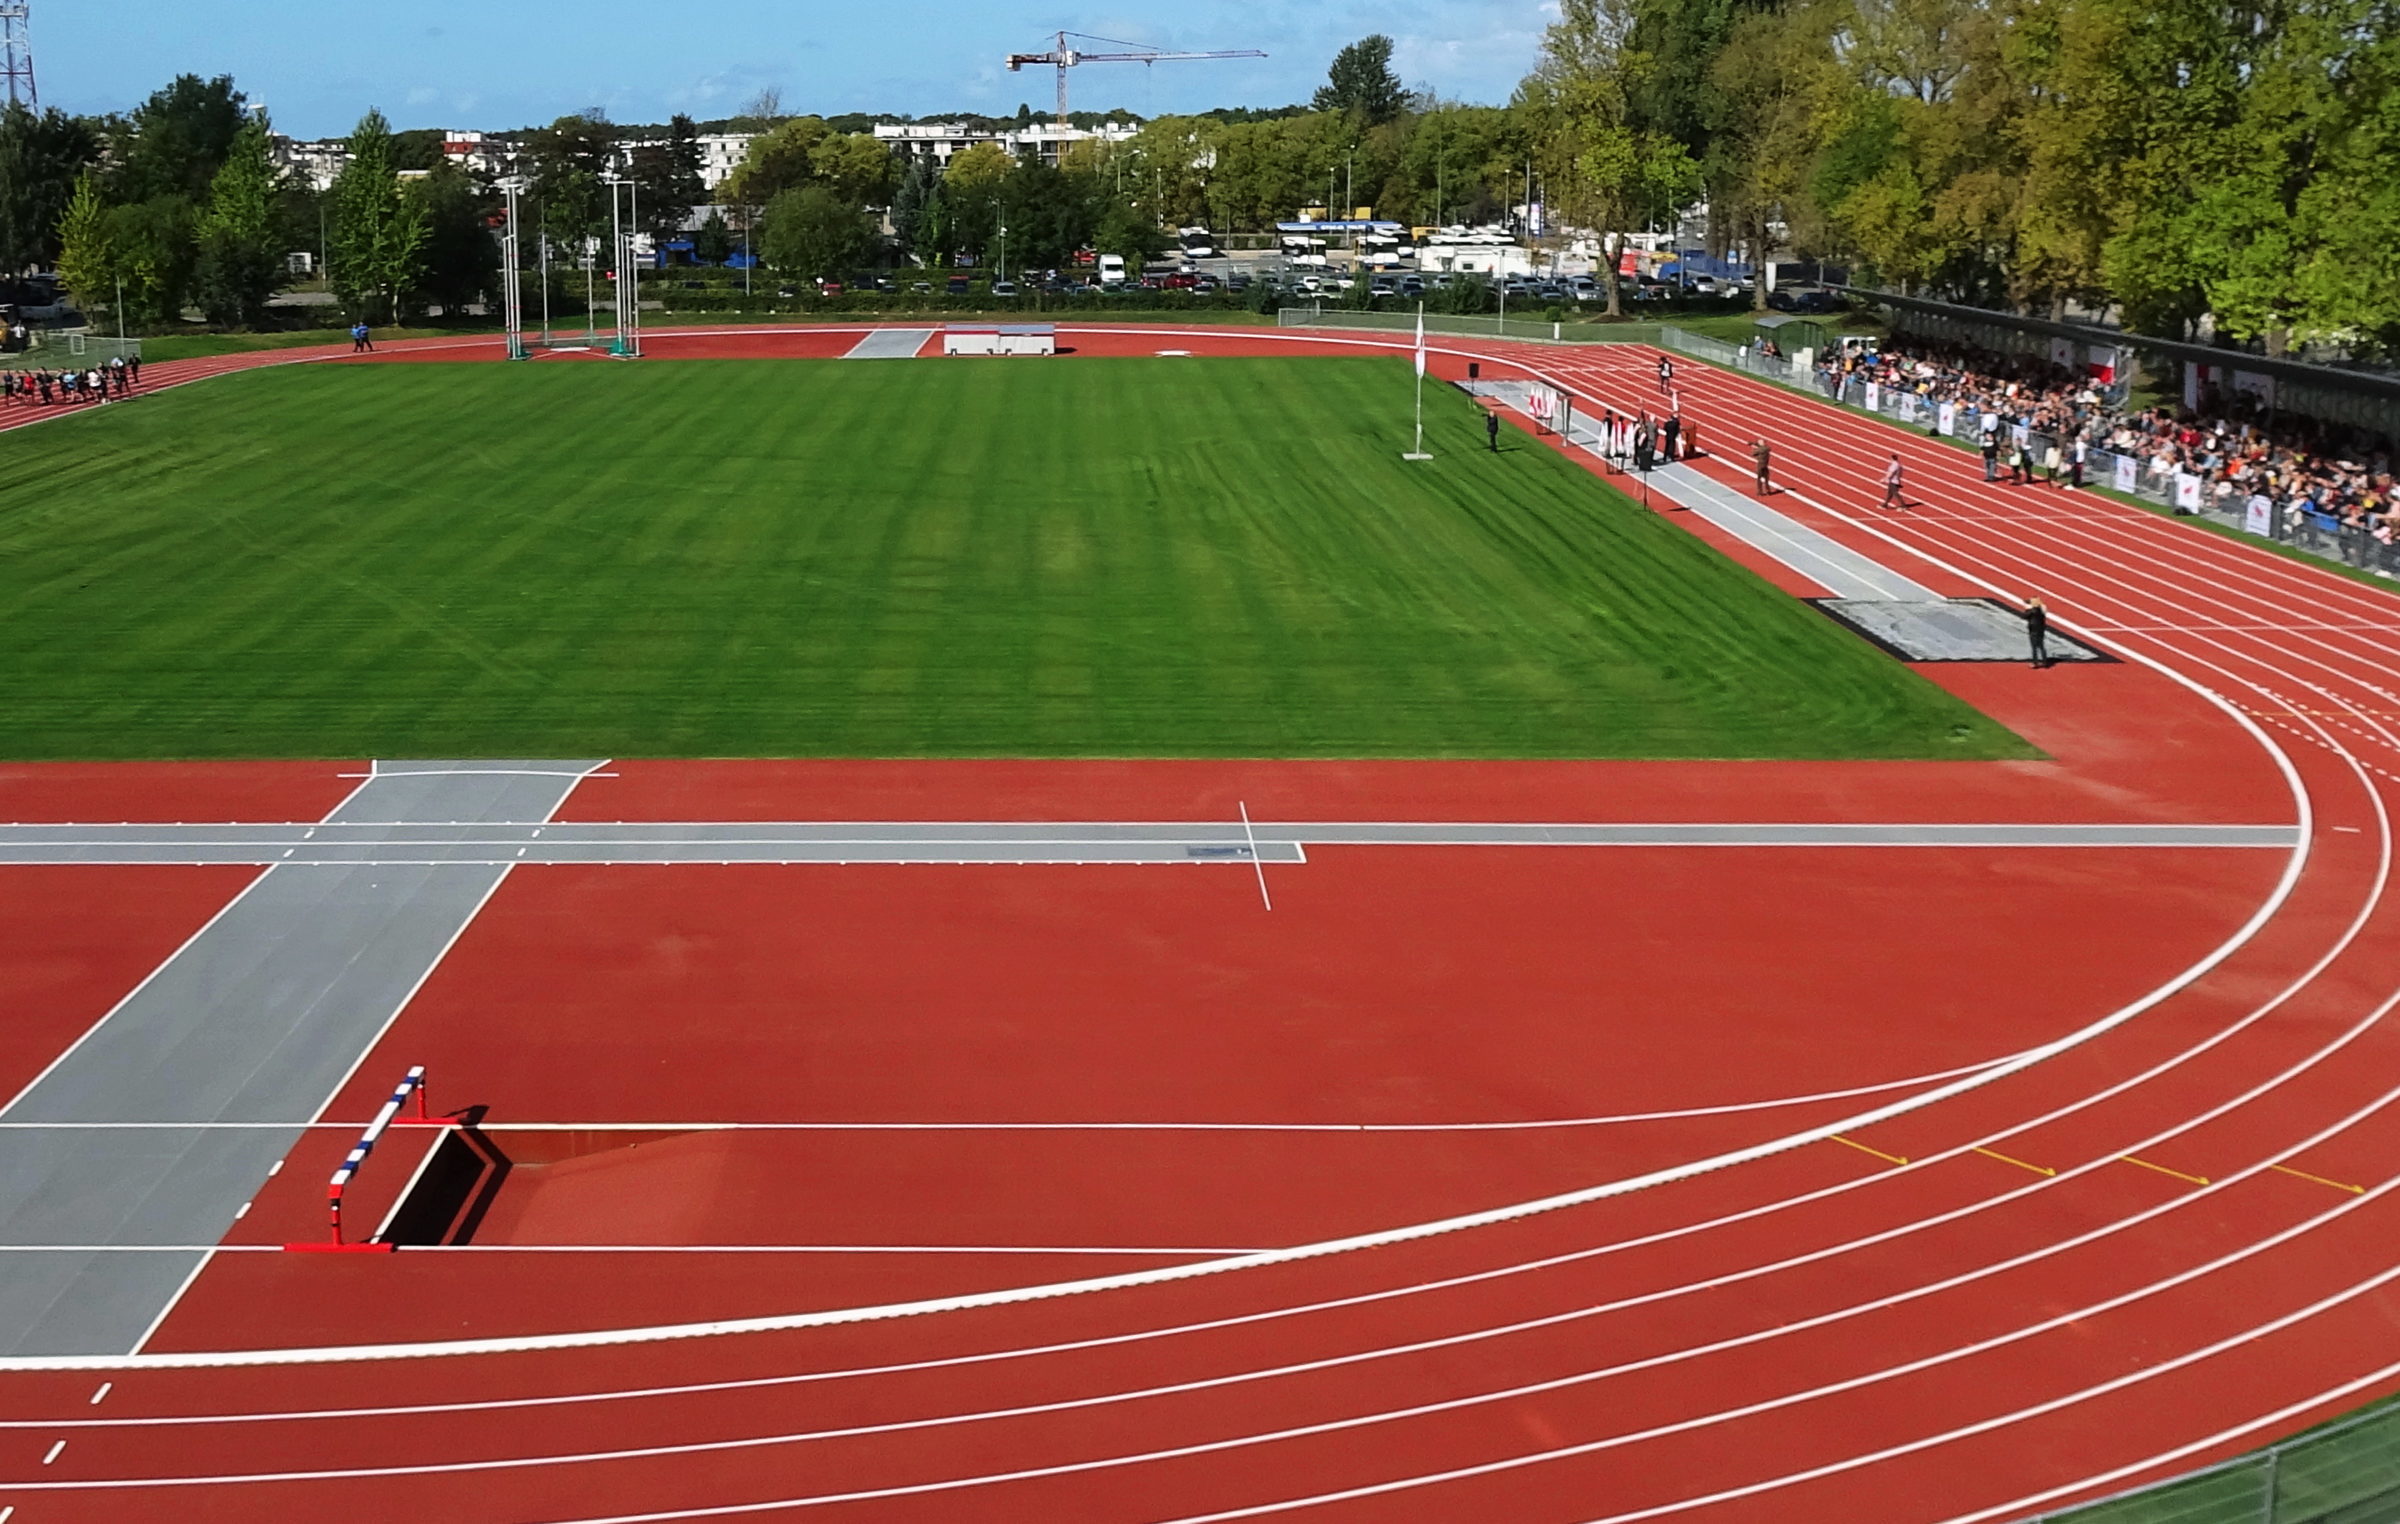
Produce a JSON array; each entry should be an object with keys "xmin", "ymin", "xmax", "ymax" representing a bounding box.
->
[
  {"xmin": 1, "ymin": 355, "xmax": 141, "ymax": 409},
  {"xmin": 1817, "ymin": 335, "xmax": 2395, "ymax": 535}
]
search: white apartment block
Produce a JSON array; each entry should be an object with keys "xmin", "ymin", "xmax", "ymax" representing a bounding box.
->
[{"xmin": 874, "ymin": 120, "xmax": 1137, "ymax": 171}]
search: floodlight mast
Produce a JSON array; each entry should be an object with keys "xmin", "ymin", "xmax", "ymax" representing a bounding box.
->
[
  {"xmin": 1005, "ymin": 32, "xmax": 1266, "ymax": 132},
  {"xmin": 0, "ymin": 3, "xmax": 34, "ymax": 108}
]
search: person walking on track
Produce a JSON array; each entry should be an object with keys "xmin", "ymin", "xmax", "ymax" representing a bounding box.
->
[
  {"xmin": 1981, "ymin": 414, "xmax": 2001, "ymax": 481},
  {"xmin": 1753, "ymin": 438, "xmax": 1773, "ymax": 496},
  {"xmin": 1657, "ymin": 355, "xmax": 1674, "ymax": 397},
  {"xmin": 2025, "ymin": 596, "xmax": 2051, "ymax": 668},
  {"xmin": 1881, "ymin": 453, "xmax": 1907, "ymax": 512}
]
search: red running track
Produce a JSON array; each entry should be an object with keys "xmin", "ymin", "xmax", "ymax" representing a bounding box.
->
[{"xmin": 0, "ymin": 325, "xmax": 2395, "ymax": 1524}]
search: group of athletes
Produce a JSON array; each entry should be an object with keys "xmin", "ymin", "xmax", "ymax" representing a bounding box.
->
[{"xmin": 2, "ymin": 354, "xmax": 142, "ymax": 408}]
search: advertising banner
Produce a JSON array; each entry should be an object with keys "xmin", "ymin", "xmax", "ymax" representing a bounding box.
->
[
  {"xmin": 2245, "ymin": 494, "xmax": 2274, "ymax": 536},
  {"xmin": 2174, "ymin": 472, "xmax": 2204, "ymax": 512},
  {"xmin": 2112, "ymin": 455, "xmax": 2138, "ymax": 494},
  {"xmin": 1937, "ymin": 402, "xmax": 1957, "ymax": 436}
]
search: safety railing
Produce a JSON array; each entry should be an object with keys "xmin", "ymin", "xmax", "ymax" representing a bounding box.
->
[
  {"xmin": 2022, "ymin": 1396, "xmax": 2400, "ymax": 1524},
  {"xmin": 1278, "ymin": 307, "xmax": 1662, "ymax": 346},
  {"xmin": 1659, "ymin": 328, "xmax": 2400, "ymax": 584}
]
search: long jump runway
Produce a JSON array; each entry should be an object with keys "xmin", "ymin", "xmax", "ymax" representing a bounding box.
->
[
  {"xmin": 0, "ymin": 763, "xmax": 601, "ymax": 1356},
  {"xmin": 0, "ymin": 327, "xmax": 2394, "ymax": 1524}
]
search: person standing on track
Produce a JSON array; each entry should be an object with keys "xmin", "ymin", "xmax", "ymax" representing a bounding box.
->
[
  {"xmin": 2070, "ymin": 432, "xmax": 2088, "ymax": 490},
  {"xmin": 1753, "ymin": 438, "xmax": 1773, "ymax": 496},
  {"xmin": 1662, "ymin": 411, "xmax": 1682, "ymax": 462},
  {"xmin": 1980, "ymin": 412, "xmax": 2001, "ymax": 481},
  {"xmin": 1657, "ymin": 355, "xmax": 1675, "ymax": 400},
  {"xmin": 351, "ymin": 320, "xmax": 373, "ymax": 354},
  {"xmin": 2025, "ymin": 596, "xmax": 2051, "ymax": 668},
  {"xmin": 1881, "ymin": 453, "xmax": 1907, "ymax": 512}
]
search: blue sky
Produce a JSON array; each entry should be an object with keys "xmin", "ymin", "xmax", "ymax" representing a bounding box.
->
[{"xmin": 32, "ymin": 1, "xmax": 1547, "ymax": 138}]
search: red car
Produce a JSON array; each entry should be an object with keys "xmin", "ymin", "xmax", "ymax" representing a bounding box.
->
[{"xmin": 1163, "ymin": 272, "xmax": 1200, "ymax": 290}]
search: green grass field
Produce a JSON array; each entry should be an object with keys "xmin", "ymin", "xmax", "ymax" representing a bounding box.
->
[{"xmin": 0, "ymin": 356, "xmax": 2027, "ymax": 760}]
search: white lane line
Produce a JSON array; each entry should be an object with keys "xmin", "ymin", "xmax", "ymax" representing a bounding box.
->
[
  {"xmin": 41, "ymin": 1076, "xmax": 2400, "ymax": 1502},
  {"xmin": 38, "ymin": 1439, "xmax": 62, "ymax": 1465},
  {"xmin": 86, "ymin": 1383, "xmax": 108, "ymax": 1406},
  {"xmin": 0, "ymin": 1055, "xmax": 2023, "ymax": 1134},
  {"xmin": 125, "ymin": 1251, "xmax": 215, "ymax": 1357}
]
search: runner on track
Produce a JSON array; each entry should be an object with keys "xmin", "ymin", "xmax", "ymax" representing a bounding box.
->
[{"xmin": 1881, "ymin": 453, "xmax": 1907, "ymax": 512}]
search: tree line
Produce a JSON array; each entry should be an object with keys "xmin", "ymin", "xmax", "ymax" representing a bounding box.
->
[
  {"xmin": 1512, "ymin": 0, "xmax": 2398, "ymax": 352},
  {"xmin": 6, "ymin": 7, "xmax": 2392, "ymax": 354}
]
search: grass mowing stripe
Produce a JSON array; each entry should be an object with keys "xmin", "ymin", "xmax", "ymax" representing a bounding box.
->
[{"xmin": 0, "ymin": 357, "xmax": 2027, "ymax": 761}]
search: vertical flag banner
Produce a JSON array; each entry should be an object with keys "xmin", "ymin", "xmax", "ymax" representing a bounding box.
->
[{"xmin": 1403, "ymin": 306, "xmax": 1432, "ymax": 460}]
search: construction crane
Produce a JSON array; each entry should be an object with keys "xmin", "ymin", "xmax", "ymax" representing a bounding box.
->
[{"xmin": 1006, "ymin": 32, "xmax": 1266, "ymax": 132}]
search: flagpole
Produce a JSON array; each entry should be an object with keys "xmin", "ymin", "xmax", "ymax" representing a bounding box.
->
[{"xmin": 1404, "ymin": 303, "xmax": 1433, "ymax": 461}]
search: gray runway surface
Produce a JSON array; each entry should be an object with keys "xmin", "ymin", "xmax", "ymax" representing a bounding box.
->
[
  {"xmin": 0, "ymin": 820, "xmax": 2300, "ymax": 865},
  {"xmin": 0, "ymin": 762, "xmax": 600, "ymax": 1356},
  {"xmin": 1649, "ymin": 464, "xmax": 1943, "ymax": 602},
  {"xmin": 841, "ymin": 328, "xmax": 934, "ymax": 359}
]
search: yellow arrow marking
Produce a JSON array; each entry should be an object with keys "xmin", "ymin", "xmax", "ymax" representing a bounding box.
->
[
  {"xmin": 2271, "ymin": 1164, "xmax": 2366, "ymax": 1195},
  {"xmin": 1974, "ymin": 1146, "xmax": 2056, "ymax": 1177},
  {"xmin": 2121, "ymin": 1155, "xmax": 2209, "ymax": 1185},
  {"xmin": 1832, "ymin": 1134, "xmax": 1908, "ymax": 1166}
]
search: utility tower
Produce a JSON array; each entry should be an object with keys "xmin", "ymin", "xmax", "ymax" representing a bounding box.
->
[
  {"xmin": 1, "ymin": 2, "xmax": 33, "ymax": 108},
  {"xmin": 1006, "ymin": 32, "xmax": 1264, "ymax": 132}
]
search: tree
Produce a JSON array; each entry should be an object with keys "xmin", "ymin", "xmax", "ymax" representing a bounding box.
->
[
  {"xmin": 721, "ymin": 116, "xmax": 831, "ymax": 206},
  {"xmin": 109, "ymin": 74, "xmax": 249, "ymax": 204},
  {"xmin": 810, "ymin": 133, "xmax": 896, "ymax": 205},
  {"xmin": 1520, "ymin": 0, "xmax": 1701, "ymax": 315},
  {"xmin": 391, "ymin": 129, "xmax": 447, "ymax": 172},
  {"xmin": 1314, "ymin": 35, "xmax": 1408, "ymax": 125},
  {"xmin": 51, "ymin": 171, "xmax": 114, "ymax": 314},
  {"xmin": 193, "ymin": 119, "xmax": 285, "ymax": 327},
  {"xmin": 409, "ymin": 160, "xmax": 498, "ymax": 314},
  {"xmin": 328, "ymin": 108, "xmax": 430, "ymax": 323},
  {"xmin": 101, "ymin": 196, "xmax": 198, "ymax": 326},
  {"xmin": 693, "ymin": 210, "xmax": 735, "ymax": 265},
  {"xmin": 632, "ymin": 113, "xmax": 707, "ymax": 246},
  {"xmin": 524, "ymin": 111, "xmax": 615, "ymax": 255},
  {"xmin": 760, "ymin": 185, "xmax": 874, "ymax": 279},
  {"xmin": 889, "ymin": 155, "xmax": 936, "ymax": 262},
  {"xmin": 0, "ymin": 102, "xmax": 98, "ymax": 273},
  {"xmin": 1093, "ymin": 198, "xmax": 1166, "ymax": 268}
]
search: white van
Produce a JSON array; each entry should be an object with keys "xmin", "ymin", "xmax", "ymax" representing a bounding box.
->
[{"xmin": 1098, "ymin": 254, "xmax": 1129, "ymax": 286}]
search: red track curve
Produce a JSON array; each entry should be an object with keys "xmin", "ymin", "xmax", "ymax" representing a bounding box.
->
[{"xmin": 0, "ymin": 325, "xmax": 2396, "ymax": 1524}]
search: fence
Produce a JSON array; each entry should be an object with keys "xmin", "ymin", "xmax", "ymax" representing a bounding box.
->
[
  {"xmin": 2022, "ymin": 1397, "xmax": 2400, "ymax": 1524},
  {"xmin": 1278, "ymin": 307, "xmax": 1663, "ymax": 346},
  {"xmin": 1660, "ymin": 326, "xmax": 2400, "ymax": 583},
  {"xmin": 0, "ymin": 331, "xmax": 143, "ymax": 370}
]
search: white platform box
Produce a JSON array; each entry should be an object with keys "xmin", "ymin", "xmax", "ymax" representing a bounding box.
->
[{"xmin": 944, "ymin": 323, "xmax": 1057, "ymax": 357}]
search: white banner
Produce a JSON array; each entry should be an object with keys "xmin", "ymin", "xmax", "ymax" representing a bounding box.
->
[
  {"xmin": 2244, "ymin": 494, "xmax": 2274, "ymax": 536},
  {"xmin": 2174, "ymin": 472, "xmax": 2203, "ymax": 512},
  {"xmin": 1864, "ymin": 381, "xmax": 1881, "ymax": 412},
  {"xmin": 2112, "ymin": 455, "xmax": 2138, "ymax": 494},
  {"xmin": 1938, "ymin": 402, "xmax": 1957, "ymax": 436}
]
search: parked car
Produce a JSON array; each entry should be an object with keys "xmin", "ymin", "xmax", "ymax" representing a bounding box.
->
[
  {"xmin": 911, "ymin": 281, "xmax": 933, "ymax": 295},
  {"xmin": 946, "ymin": 276, "xmax": 971, "ymax": 295},
  {"xmin": 1368, "ymin": 276, "xmax": 1399, "ymax": 297},
  {"xmin": 1163, "ymin": 271, "xmax": 1200, "ymax": 290},
  {"xmin": 990, "ymin": 280, "xmax": 1019, "ymax": 297}
]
